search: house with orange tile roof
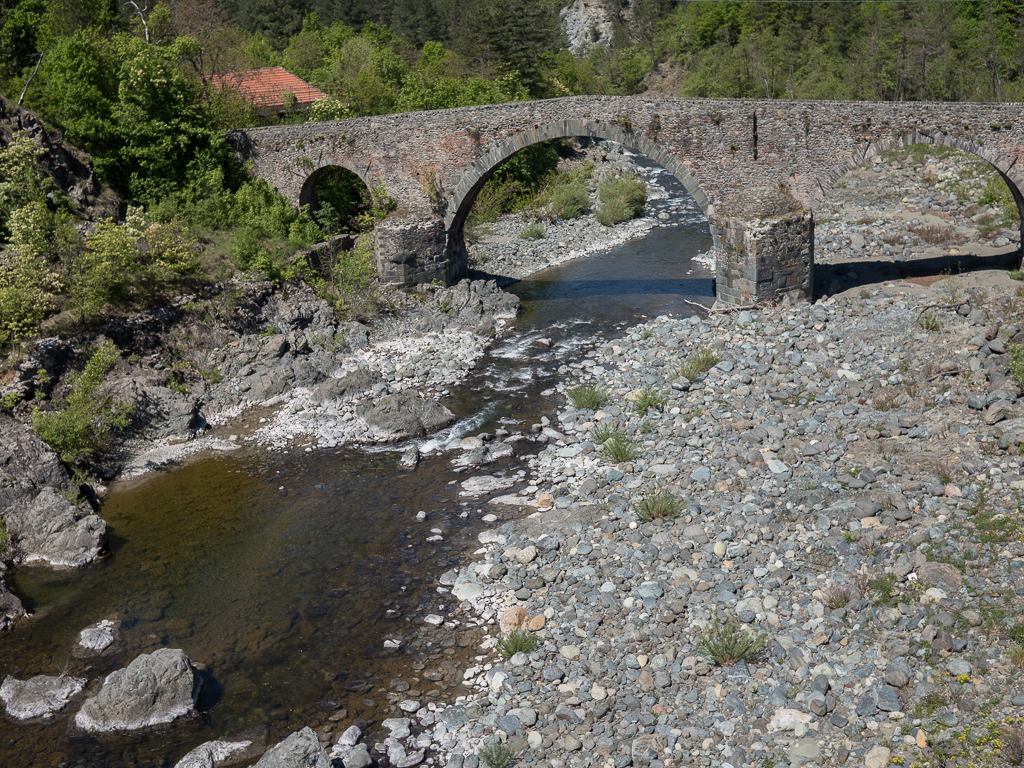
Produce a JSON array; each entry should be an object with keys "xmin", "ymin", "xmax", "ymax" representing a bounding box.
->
[{"xmin": 210, "ymin": 67, "xmax": 328, "ymax": 117}]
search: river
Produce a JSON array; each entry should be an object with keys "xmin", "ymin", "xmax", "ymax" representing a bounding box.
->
[{"xmin": 0, "ymin": 156, "xmax": 714, "ymax": 766}]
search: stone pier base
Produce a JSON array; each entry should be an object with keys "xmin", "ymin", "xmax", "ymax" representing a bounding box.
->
[
  {"xmin": 373, "ymin": 216, "xmax": 467, "ymax": 288},
  {"xmin": 713, "ymin": 213, "xmax": 814, "ymax": 306}
]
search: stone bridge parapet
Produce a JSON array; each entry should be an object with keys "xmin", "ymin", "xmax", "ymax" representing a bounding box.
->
[{"xmin": 229, "ymin": 96, "xmax": 1024, "ymax": 304}]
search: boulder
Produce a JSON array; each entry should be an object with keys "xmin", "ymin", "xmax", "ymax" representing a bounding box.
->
[
  {"xmin": 1, "ymin": 673, "xmax": 86, "ymax": 720},
  {"xmin": 5, "ymin": 488, "xmax": 106, "ymax": 566},
  {"xmin": 73, "ymin": 648, "xmax": 202, "ymax": 733},
  {"xmin": 0, "ymin": 414, "xmax": 70, "ymax": 508},
  {"xmin": 0, "ymin": 575, "xmax": 24, "ymax": 630},
  {"xmin": 72, "ymin": 619, "xmax": 122, "ymax": 658},
  {"xmin": 105, "ymin": 376, "xmax": 207, "ymax": 438},
  {"xmin": 174, "ymin": 739, "xmax": 258, "ymax": 768},
  {"xmin": 254, "ymin": 727, "xmax": 330, "ymax": 768},
  {"xmin": 311, "ymin": 368, "xmax": 381, "ymax": 403},
  {"xmin": 356, "ymin": 391, "xmax": 455, "ymax": 439}
]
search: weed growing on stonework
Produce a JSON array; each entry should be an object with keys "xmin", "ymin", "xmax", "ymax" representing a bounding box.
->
[
  {"xmin": 917, "ymin": 310, "xmax": 941, "ymax": 332},
  {"xmin": 566, "ymin": 382, "xmax": 608, "ymax": 410},
  {"xmin": 633, "ymin": 488, "xmax": 685, "ymax": 522},
  {"xmin": 591, "ymin": 422, "xmax": 623, "ymax": 444},
  {"xmin": 697, "ymin": 611, "xmax": 765, "ymax": 666},
  {"xmin": 496, "ymin": 630, "xmax": 537, "ymax": 660},
  {"xmin": 478, "ymin": 741, "xmax": 515, "ymax": 768},
  {"xmin": 822, "ymin": 583, "xmax": 859, "ymax": 610},
  {"xmin": 678, "ymin": 344, "xmax": 722, "ymax": 381},
  {"xmin": 870, "ymin": 574, "xmax": 897, "ymax": 605}
]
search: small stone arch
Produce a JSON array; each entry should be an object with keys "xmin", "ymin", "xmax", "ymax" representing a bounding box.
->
[
  {"xmin": 811, "ymin": 132, "xmax": 1024, "ymax": 241},
  {"xmin": 298, "ymin": 163, "xmax": 372, "ymax": 213},
  {"xmin": 444, "ymin": 119, "xmax": 714, "ymax": 241}
]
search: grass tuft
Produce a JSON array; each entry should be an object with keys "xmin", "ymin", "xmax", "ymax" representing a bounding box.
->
[
  {"xmin": 519, "ymin": 222, "xmax": 545, "ymax": 240},
  {"xmin": 478, "ymin": 741, "xmax": 515, "ymax": 768},
  {"xmin": 599, "ymin": 432, "xmax": 639, "ymax": 463},
  {"xmin": 633, "ymin": 387, "xmax": 666, "ymax": 414},
  {"xmin": 678, "ymin": 344, "xmax": 722, "ymax": 381},
  {"xmin": 697, "ymin": 611, "xmax": 765, "ymax": 666},
  {"xmin": 566, "ymin": 382, "xmax": 608, "ymax": 410},
  {"xmin": 633, "ymin": 488, "xmax": 685, "ymax": 522},
  {"xmin": 495, "ymin": 629, "xmax": 538, "ymax": 659}
]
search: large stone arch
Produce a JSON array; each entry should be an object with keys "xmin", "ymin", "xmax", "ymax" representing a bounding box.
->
[
  {"xmin": 444, "ymin": 119, "xmax": 714, "ymax": 240},
  {"xmin": 810, "ymin": 132, "xmax": 1024, "ymax": 242}
]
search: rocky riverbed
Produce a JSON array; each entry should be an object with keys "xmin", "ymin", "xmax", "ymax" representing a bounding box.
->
[{"xmin": 3, "ymin": 143, "xmax": 1024, "ymax": 768}]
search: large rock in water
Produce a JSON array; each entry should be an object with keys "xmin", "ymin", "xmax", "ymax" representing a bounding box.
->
[
  {"xmin": 0, "ymin": 673, "xmax": 86, "ymax": 719},
  {"xmin": 0, "ymin": 414, "xmax": 70, "ymax": 508},
  {"xmin": 174, "ymin": 739, "xmax": 259, "ymax": 768},
  {"xmin": 5, "ymin": 488, "xmax": 106, "ymax": 566},
  {"xmin": 356, "ymin": 391, "xmax": 455, "ymax": 440},
  {"xmin": 254, "ymin": 727, "xmax": 330, "ymax": 768},
  {"xmin": 0, "ymin": 575, "xmax": 24, "ymax": 630},
  {"xmin": 73, "ymin": 648, "xmax": 202, "ymax": 733},
  {"xmin": 71, "ymin": 619, "xmax": 122, "ymax": 658}
]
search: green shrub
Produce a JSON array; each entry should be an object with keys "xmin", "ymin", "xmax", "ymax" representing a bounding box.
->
[
  {"xmin": 32, "ymin": 340, "xmax": 133, "ymax": 466},
  {"xmin": 1010, "ymin": 345, "xmax": 1024, "ymax": 388},
  {"xmin": 0, "ymin": 517, "xmax": 9, "ymax": 560},
  {"xmin": 566, "ymin": 382, "xmax": 608, "ymax": 410},
  {"xmin": 697, "ymin": 611, "xmax": 765, "ymax": 666},
  {"xmin": 599, "ymin": 433, "xmax": 639, "ymax": 462},
  {"xmin": 478, "ymin": 741, "xmax": 515, "ymax": 768},
  {"xmin": 496, "ymin": 629, "xmax": 538, "ymax": 659},
  {"xmin": 633, "ymin": 387, "xmax": 666, "ymax": 414},
  {"xmin": 678, "ymin": 344, "xmax": 722, "ymax": 381},
  {"xmin": 633, "ymin": 489, "xmax": 685, "ymax": 522},
  {"xmin": 548, "ymin": 182, "xmax": 590, "ymax": 219},
  {"xmin": 595, "ymin": 174, "xmax": 646, "ymax": 226},
  {"xmin": 520, "ymin": 222, "xmax": 545, "ymax": 239},
  {"xmin": 1009, "ymin": 621, "xmax": 1024, "ymax": 644}
]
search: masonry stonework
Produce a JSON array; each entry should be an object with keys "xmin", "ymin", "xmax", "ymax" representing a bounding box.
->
[{"xmin": 228, "ymin": 97, "xmax": 1024, "ymax": 302}]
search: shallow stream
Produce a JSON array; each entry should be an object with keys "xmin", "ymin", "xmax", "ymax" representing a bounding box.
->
[{"xmin": 0, "ymin": 157, "xmax": 714, "ymax": 766}]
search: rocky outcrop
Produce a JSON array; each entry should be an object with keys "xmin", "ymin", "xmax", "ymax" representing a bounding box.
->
[
  {"xmin": 5, "ymin": 488, "xmax": 106, "ymax": 567},
  {"xmin": 0, "ymin": 414, "xmax": 71, "ymax": 509},
  {"xmin": 310, "ymin": 368, "xmax": 381, "ymax": 403},
  {"xmin": 106, "ymin": 375, "xmax": 207, "ymax": 439},
  {"xmin": 73, "ymin": 648, "xmax": 202, "ymax": 733},
  {"xmin": 71, "ymin": 619, "xmax": 122, "ymax": 658},
  {"xmin": 0, "ymin": 673, "xmax": 86, "ymax": 720},
  {"xmin": 0, "ymin": 414, "xmax": 105, "ymax": 567},
  {"xmin": 356, "ymin": 391, "xmax": 455, "ymax": 440},
  {"xmin": 254, "ymin": 727, "xmax": 330, "ymax": 768},
  {"xmin": 560, "ymin": 0, "xmax": 615, "ymax": 54}
]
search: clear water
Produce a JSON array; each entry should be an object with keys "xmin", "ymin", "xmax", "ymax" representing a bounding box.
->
[{"xmin": 0, "ymin": 159, "xmax": 714, "ymax": 766}]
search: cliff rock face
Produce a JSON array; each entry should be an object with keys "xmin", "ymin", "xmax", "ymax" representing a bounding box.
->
[
  {"xmin": 0, "ymin": 99, "xmax": 119, "ymax": 221},
  {"xmin": 560, "ymin": 0, "xmax": 615, "ymax": 55}
]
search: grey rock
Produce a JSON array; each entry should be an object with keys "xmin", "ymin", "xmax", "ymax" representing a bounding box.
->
[
  {"xmin": 876, "ymin": 685, "xmax": 903, "ymax": 712},
  {"xmin": 5, "ymin": 488, "xmax": 106, "ymax": 567},
  {"xmin": 105, "ymin": 376, "xmax": 207, "ymax": 438},
  {"xmin": 73, "ymin": 648, "xmax": 202, "ymax": 732},
  {"xmin": 0, "ymin": 575, "xmax": 24, "ymax": 630},
  {"xmin": 0, "ymin": 414, "xmax": 70, "ymax": 508},
  {"xmin": 254, "ymin": 727, "xmax": 330, "ymax": 768},
  {"xmin": 174, "ymin": 740, "xmax": 257, "ymax": 768},
  {"xmin": 311, "ymin": 368, "xmax": 381, "ymax": 403},
  {"xmin": 72, "ymin": 619, "xmax": 122, "ymax": 658},
  {"xmin": 356, "ymin": 391, "xmax": 456, "ymax": 439},
  {"xmin": 0, "ymin": 674, "xmax": 86, "ymax": 719},
  {"xmin": 336, "ymin": 725, "xmax": 362, "ymax": 746}
]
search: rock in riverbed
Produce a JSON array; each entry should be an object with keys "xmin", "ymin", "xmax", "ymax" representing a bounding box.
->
[
  {"xmin": 0, "ymin": 576, "xmax": 24, "ymax": 630},
  {"xmin": 5, "ymin": 488, "xmax": 106, "ymax": 567},
  {"xmin": 356, "ymin": 390, "xmax": 455, "ymax": 440},
  {"xmin": 254, "ymin": 727, "xmax": 330, "ymax": 768},
  {"xmin": 0, "ymin": 673, "xmax": 86, "ymax": 720},
  {"xmin": 73, "ymin": 648, "xmax": 202, "ymax": 733},
  {"xmin": 72, "ymin": 619, "xmax": 122, "ymax": 658},
  {"xmin": 174, "ymin": 739, "xmax": 258, "ymax": 768}
]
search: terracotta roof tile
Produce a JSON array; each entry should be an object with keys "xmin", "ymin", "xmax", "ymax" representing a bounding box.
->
[{"xmin": 210, "ymin": 67, "xmax": 327, "ymax": 109}]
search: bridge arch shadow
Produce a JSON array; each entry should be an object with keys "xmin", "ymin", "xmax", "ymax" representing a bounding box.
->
[
  {"xmin": 810, "ymin": 134, "xmax": 1023, "ymax": 299},
  {"xmin": 299, "ymin": 163, "xmax": 371, "ymax": 216},
  {"xmin": 444, "ymin": 120, "xmax": 714, "ymax": 252}
]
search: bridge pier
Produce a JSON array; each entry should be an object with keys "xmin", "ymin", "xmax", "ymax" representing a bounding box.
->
[
  {"xmin": 714, "ymin": 212, "xmax": 814, "ymax": 306},
  {"xmin": 372, "ymin": 216, "xmax": 468, "ymax": 288}
]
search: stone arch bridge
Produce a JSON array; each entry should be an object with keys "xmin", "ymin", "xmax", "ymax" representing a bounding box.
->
[{"xmin": 228, "ymin": 96, "xmax": 1024, "ymax": 305}]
